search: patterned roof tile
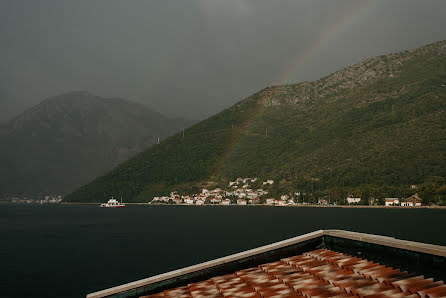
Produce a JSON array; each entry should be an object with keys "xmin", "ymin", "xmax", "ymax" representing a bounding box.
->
[{"xmin": 141, "ymin": 249, "xmax": 445, "ymax": 298}]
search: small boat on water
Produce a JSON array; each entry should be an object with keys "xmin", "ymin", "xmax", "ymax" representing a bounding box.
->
[{"xmin": 100, "ymin": 197, "xmax": 125, "ymax": 208}]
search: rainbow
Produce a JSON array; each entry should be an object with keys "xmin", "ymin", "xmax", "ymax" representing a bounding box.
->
[{"xmin": 276, "ymin": 0, "xmax": 381, "ymax": 85}]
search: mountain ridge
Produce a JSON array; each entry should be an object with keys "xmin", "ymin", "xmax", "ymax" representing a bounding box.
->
[
  {"xmin": 65, "ymin": 40, "xmax": 446, "ymax": 203},
  {"xmin": 0, "ymin": 91, "xmax": 194, "ymax": 197},
  {"xmin": 256, "ymin": 40, "xmax": 446, "ymax": 107}
]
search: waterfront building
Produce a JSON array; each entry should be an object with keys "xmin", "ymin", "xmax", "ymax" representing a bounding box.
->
[
  {"xmin": 385, "ymin": 198, "xmax": 400, "ymax": 206},
  {"xmin": 248, "ymin": 197, "xmax": 260, "ymax": 205},
  {"xmin": 276, "ymin": 200, "xmax": 287, "ymax": 206},
  {"xmin": 266, "ymin": 198, "xmax": 275, "ymax": 205},
  {"xmin": 318, "ymin": 198, "xmax": 328, "ymax": 205},
  {"xmin": 346, "ymin": 197, "xmax": 361, "ymax": 204},
  {"xmin": 401, "ymin": 194, "xmax": 422, "ymax": 206},
  {"xmin": 210, "ymin": 198, "xmax": 222, "ymax": 204},
  {"xmin": 237, "ymin": 199, "xmax": 247, "ymax": 205},
  {"xmin": 184, "ymin": 198, "xmax": 194, "ymax": 205}
]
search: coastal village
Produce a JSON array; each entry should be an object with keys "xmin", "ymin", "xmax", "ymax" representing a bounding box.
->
[
  {"xmin": 8, "ymin": 195, "xmax": 63, "ymax": 204},
  {"xmin": 3, "ymin": 178, "xmax": 426, "ymax": 207},
  {"xmin": 151, "ymin": 177, "xmax": 424, "ymax": 207}
]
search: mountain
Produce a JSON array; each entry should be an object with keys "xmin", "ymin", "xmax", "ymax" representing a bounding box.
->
[
  {"xmin": 65, "ymin": 41, "xmax": 446, "ymax": 203},
  {"xmin": 0, "ymin": 91, "xmax": 193, "ymax": 196}
]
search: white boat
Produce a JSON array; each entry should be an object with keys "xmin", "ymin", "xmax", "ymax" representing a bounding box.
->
[{"xmin": 100, "ymin": 197, "xmax": 125, "ymax": 208}]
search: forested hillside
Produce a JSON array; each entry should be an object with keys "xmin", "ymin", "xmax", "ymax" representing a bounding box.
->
[{"xmin": 65, "ymin": 41, "xmax": 446, "ymax": 203}]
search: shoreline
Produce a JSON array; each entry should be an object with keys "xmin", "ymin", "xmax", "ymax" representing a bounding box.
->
[
  {"xmin": 65, "ymin": 202, "xmax": 446, "ymax": 209},
  {"xmin": 136, "ymin": 203, "xmax": 446, "ymax": 209},
  {"xmin": 3, "ymin": 201, "xmax": 445, "ymax": 209}
]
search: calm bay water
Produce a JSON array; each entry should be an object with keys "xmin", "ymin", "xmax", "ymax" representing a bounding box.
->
[{"xmin": 0, "ymin": 204, "xmax": 445, "ymax": 298}]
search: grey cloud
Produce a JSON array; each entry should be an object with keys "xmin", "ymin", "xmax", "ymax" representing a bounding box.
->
[{"xmin": 0, "ymin": 0, "xmax": 445, "ymax": 122}]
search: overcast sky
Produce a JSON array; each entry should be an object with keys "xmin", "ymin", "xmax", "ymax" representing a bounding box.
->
[{"xmin": 0, "ymin": 0, "xmax": 445, "ymax": 122}]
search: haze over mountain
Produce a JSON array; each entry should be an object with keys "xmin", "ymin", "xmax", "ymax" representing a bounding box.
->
[
  {"xmin": 66, "ymin": 40, "xmax": 446, "ymax": 203},
  {"xmin": 1, "ymin": 1, "xmax": 446, "ymax": 122},
  {"xmin": 0, "ymin": 91, "xmax": 193, "ymax": 196}
]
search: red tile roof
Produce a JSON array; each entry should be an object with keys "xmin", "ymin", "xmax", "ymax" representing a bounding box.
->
[{"xmin": 141, "ymin": 249, "xmax": 445, "ymax": 298}]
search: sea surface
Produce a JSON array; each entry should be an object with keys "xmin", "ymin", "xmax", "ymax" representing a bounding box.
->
[{"xmin": 1, "ymin": 204, "xmax": 445, "ymax": 298}]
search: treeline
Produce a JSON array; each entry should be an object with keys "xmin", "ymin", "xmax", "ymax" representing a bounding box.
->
[{"xmin": 260, "ymin": 177, "xmax": 446, "ymax": 206}]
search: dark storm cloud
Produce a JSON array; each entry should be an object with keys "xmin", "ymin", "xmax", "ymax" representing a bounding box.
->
[{"xmin": 0, "ymin": 0, "xmax": 445, "ymax": 121}]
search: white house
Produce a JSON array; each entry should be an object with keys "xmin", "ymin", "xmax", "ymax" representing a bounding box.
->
[
  {"xmin": 318, "ymin": 198, "xmax": 328, "ymax": 205},
  {"xmin": 237, "ymin": 192, "xmax": 247, "ymax": 198},
  {"xmin": 347, "ymin": 197, "xmax": 361, "ymax": 204},
  {"xmin": 237, "ymin": 199, "xmax": 247, "ymax": 205},
  {"xmin": 266, "ymin": 198, "xmax": 276, "ymax": 205},
  {"xmin": 184, "ymin": 198, "xmax": 194, "ymax": 205},
  {"xmin": 247, "ymin": 191, "xmax": 258, "ymax": 199},
  {"xmin": 276, "ymin": 200, "xmax": 287, "ymax": 206},
  {"xmin": 195, "ymin": 199, "xmax": 205, "ymax": 205},
  {"xmin": 263, "ymin": 179, "xmax": 274, "ymax": 185},
  {"xmin": 212, "ymin": 188, "xmax": 222, "ymax": 194},
  {"xmin": 222, "ymin": 199, "xmax": 231, "ymax": 205},
  {"xmin": 210, "ymin": 198, "xmax": 222, "ymax": 204},
  {"xmin": 401, "ymin": 194, "xmax": 422, "ymax": 207},
  {"xmin": 385, "ymin": 198, "xmax": 400, "ymax": 206},
  {"xmin": 249, "ymin": 198, "xmax": 260, "ymax": 205}
]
